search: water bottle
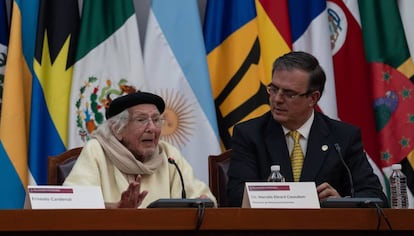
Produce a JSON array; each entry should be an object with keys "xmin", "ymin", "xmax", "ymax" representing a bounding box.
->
[
  {"xmin": 267, "ymin": 165, "xmax": 285, "ymax": 182},
  {"xmin": 390, "ymin": 164, "xmax": 408, "ymax": 209}
]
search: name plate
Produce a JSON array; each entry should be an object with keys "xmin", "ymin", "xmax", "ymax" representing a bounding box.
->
[
  {"xmin": 242, "ymin": 182, "xmax": 320, "ymax": 209},
  {"xmin": 27, "ymin": 185, "xmax": 105, "ymax": 209}
]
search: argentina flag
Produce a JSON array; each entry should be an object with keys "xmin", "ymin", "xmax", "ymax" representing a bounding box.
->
[{"xmin": 144, "ymin": 0, "xmax": 221, "ymax": 183}]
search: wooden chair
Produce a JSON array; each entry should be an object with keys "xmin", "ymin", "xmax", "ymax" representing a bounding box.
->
[
  {"xmin": 208, "ymin": 149, "xmax": 232, "ymax": 207},
  {"xmin": 48, "ymin": 147, "xmax": 83, "ymax": 185}
]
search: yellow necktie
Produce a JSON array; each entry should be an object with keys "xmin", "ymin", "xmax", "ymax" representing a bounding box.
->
[{"xmin": 290, "ymin": 130, "xmax": 304, "ymax": 182}]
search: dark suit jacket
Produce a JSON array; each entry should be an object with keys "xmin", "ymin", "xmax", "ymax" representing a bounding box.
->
[{"xmin": 227, "ymin": 111, "xmax": 388, "ymax": 207}]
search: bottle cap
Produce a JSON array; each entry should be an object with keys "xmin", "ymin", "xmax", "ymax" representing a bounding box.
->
[
  {"xmin": 270, "ymin": 165, "xmax": 280, "ymax": 171},
  {"xmin": 392, "ymin": 164, "xmax": 402, "ymax": 170}
]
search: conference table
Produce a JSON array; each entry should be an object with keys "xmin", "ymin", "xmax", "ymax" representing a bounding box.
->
[{"xmin": 0, "ymin": 208, "xmax": 413, "ymax": 235}]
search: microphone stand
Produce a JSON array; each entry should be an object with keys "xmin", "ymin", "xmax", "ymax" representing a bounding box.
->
[{"xmin": 168, "ymin": 157, "xmax": 187, "ymax": 199}]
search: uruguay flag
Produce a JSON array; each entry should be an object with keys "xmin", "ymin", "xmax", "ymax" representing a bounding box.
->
[{"xmin": 144, "ymin": 0, "xmax": 221, "ymax": 183}]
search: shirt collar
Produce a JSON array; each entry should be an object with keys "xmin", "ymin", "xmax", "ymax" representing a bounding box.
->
[{"xmin": 282, "ymin": 110, "xmax": 314, "ymax": 139}]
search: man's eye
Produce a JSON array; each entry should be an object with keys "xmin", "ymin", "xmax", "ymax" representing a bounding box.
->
[{"xmin": 284, "ymin": 91, "xmax": 296, "ymax": 97}]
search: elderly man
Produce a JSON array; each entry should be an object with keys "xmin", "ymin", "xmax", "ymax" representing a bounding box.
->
[{"xmin": 64, "ymin": 91, "xmax": 216, "ymax": 208}]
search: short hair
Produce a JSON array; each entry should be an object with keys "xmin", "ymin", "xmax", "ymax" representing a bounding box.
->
[
  {"xmin": 91, "ymin": 109, "xmax": 130, "ymax": 139},
  {"xmin": 108, "ymin": 109, "xmax": 130, "ymax": 135},
  {"xmin": 272, "ymin": 51, "xmax": 326, "ymax": 96}
]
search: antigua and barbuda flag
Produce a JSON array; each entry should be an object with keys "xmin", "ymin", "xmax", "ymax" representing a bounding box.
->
[{"xmin": 30, "ymin": 0, "xmax": 80, "ymax": 185}]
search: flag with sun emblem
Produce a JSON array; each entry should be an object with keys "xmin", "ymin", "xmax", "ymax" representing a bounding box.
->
[
  {"xmin": 359, "ymin": 0, "xmax": 414, "ymax": 206},
  {"xmin": 144, "ymin": 0, "xmax": 221, "ymax": 183},
  {"xmin": 68, "ymin": 0, "xmax": 145, "ymax": 149}
]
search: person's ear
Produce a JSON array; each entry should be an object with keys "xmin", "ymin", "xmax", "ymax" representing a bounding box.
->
[
  {"xmin": 309, "ymin": 91, "xmax": 321, "ymax": 106},
  {"xmin": 110, "ymin": 122, "xmax": 123, "ymax": 141}
]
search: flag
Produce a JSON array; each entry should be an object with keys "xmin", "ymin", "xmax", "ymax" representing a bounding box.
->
[
  {"xmin": 0, "ymin": 0, "xmax": 38, "ymax": 209},
  {"xmin": 0, "ymin": 0, "xmax": 9, "ymax": 112},
  {"xmin": 144, "ymin": 0, "xmax": 221, "ymax": 183},
  {"xmin": 30, "ymin": 0, "xmax": 80, "ymax": 185},
  {"xmin": 256, "ymin": 0, "xmax": 292, "ymax": 81},
  {"xmin": 289, "ymin": 0, "xmax": 337, "ymax": 118},
  {"xmin": 68, "ymin": 0, "xmax": 145, "ymax": 148},
  {"xmin": 204, "ymin": 0, "xmax": 290, "ymax": 149},
  {"xmin": 359, "ymin": 0, "xmax": 414, "ymax": 207},
  {"xmin": 326, "ymin": 0, "xmax": 386, "ymax": 194},
  {"xmin": 398, "ymin": 0, "xmax": 414, "ymax": 63}
]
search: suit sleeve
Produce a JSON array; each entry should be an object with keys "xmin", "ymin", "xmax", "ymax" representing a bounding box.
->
[{"xmin": 227, "ymin": 123, "xmax": 261, "ymax": 207}]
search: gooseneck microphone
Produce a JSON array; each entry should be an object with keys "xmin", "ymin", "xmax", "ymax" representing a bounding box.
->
[
  {"xmin": 334, "ymin": 143, "xmax": 355, "ymax": 198},
  {"xmin": 168, "ymin": 157, "xmax": 187, "ymax": 199}
]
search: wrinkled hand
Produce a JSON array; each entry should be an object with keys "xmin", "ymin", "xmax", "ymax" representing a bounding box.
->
[
  {"xmin": 316, "ymin": 182, "xmax": 341, "ymax": 201},
  {"xmin": 118, "ymin": 175, "xmax": 148, "ymax": 208}
]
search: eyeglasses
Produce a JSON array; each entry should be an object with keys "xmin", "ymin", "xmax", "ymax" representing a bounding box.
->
[
  {"xmin": 266, "ymin": 85, "xmax": 311, "ymax": 100},
  {"xmin": 130, "ymin": 116, "xmax": 165, "ymax": 128}
]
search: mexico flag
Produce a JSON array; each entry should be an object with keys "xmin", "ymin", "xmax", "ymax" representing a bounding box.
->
[{"xmin": 68, "ymin": 0, "xmax": 145, "ymax": 148}]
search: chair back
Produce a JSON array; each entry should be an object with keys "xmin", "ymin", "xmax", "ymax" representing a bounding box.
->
[
  {"xmin": 208, "ymin": 149, "xmax": 232, "ymax": 207},
  {"xmin": 48, "ymin": 147, "xmax": 83, "ymax": 185}
]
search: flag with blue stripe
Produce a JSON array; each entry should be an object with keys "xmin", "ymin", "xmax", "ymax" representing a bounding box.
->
[
  {"xmin": 144, "ymin": 0, "xmax": 221, "ymax": 183},
  {"xmin": 0, "ymin": 0, "xmax": 39, "ymax": 209},
  {"xmin": 30, "ymin": 0, "xmax": 80, "ymax": 184},
  {"xmin": 289, "ymin": 0, "xmax": 337, "ymax": 118}
]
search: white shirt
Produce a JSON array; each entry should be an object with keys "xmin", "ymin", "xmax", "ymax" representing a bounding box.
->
[{"xmin": 282, "ymin": 111, "xmax": 315, "ymax": 157}]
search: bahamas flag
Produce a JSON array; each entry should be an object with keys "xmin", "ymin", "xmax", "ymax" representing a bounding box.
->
[
  {"xmin": 359, "ymin": 0, "xmax": 414, "ymax": 207},
  {"xmin": 0, "ymin": 0, "xmax": 38, "ymax": 208},
  {"xmin": 30, "ymin": 0, "xmax": 80, "ymax": 185},
  {"xmin": 144, "ymin": 0, "xmax": 221, "ymax": 183},
  {"xmin": 68, "ymin": 0, "xmax": 145, "ymax": 148},
  {"xmin": 0, "ymin": 0, "xmax": 9, "ymax": 111},
  {"xmin": 204, "ymin": 0, "xmax": 290, "ymax": 148}
]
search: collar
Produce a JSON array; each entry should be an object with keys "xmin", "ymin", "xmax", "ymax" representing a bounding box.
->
[{"xmin": 282, "ymin": 110, "xmax": 314, "ymax": 139}]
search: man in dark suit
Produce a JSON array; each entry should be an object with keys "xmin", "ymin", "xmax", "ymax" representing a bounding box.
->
[{"xmin": 227, "ymin": 51, "xmax": 388, "ymax": 207}]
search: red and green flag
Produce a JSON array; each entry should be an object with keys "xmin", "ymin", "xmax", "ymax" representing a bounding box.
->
[{"xmin": 359, "ymin": 0, "xmax": 414, "ymax": 199}]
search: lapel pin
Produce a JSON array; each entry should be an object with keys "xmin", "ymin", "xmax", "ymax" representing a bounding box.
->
[{"xmin": 322, "ymin": 145, "xmax": 328, "ymax": 151}]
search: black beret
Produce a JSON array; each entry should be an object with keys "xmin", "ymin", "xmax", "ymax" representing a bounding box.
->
[{"xmin": 106, "ymin": 91, "xmax": 165, "ymax": 119}]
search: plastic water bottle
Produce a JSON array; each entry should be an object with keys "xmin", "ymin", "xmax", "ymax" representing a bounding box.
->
[
  {"xmin": 390, "ymin": 164, "xmax": 408, "ymax": 209},
  {"xmin": 267, "ymin": 165, "xmax": 285, "ymax": 182}
]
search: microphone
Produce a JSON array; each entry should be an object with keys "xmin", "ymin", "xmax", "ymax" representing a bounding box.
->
[
  {"xmin": 334, "ymin": 143, "xmax": 355, "ymax": 198},
  {"xmin": 168, "ymin": 157, "xmax": 186, "ymax": 199}
]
